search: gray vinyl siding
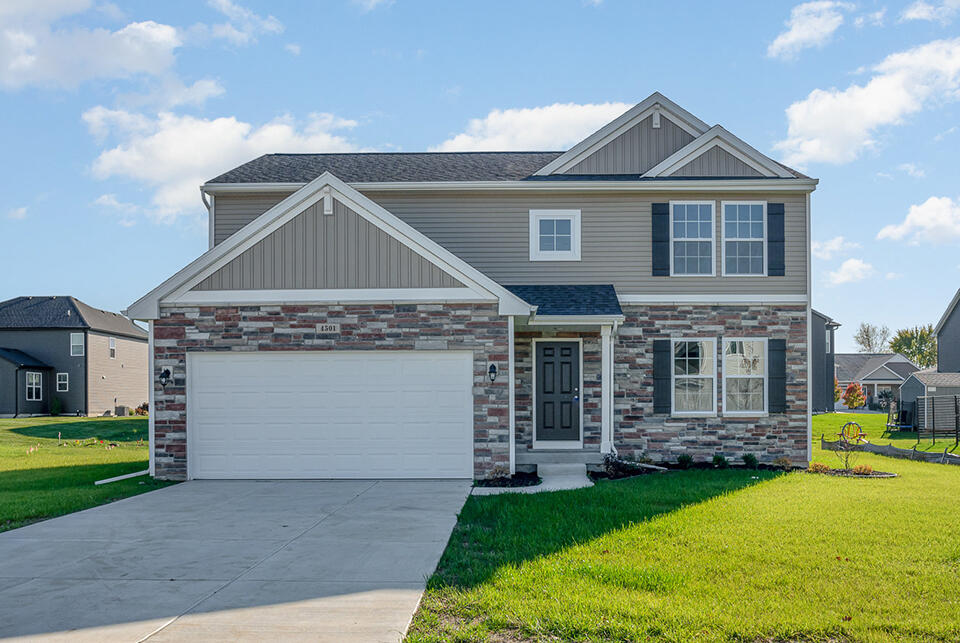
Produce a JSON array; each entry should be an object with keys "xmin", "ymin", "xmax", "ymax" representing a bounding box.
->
[
  {"xmin": 0, "ymin": 360, "xmax": 16, "ymax": 415},
  {"xmin": 0, "ymin": 329, "xmax": 86, "ymax": 414},
  {"xmin": 196, "ymin": 198, "xmax": 463, "ymax": 291},
  {"xmin": 214, "ymin": 193, "xmax": 289, "ymax": 244},
  {"xmin": 899, "ymin": 376, "xmax": 925, "ymax": 408},
  {"xmin": 564, "ymin": 115, "xmax": 694, "ymax": 175},
  {"xmin": 937, "ymin": 304, "xmax": 960, "ymax": 372},
  {"xmin": 811, "ymin": 311, "xmax": 833, "ymax": 413},
  {"xmin": 211, "ymin": 189, "xmax": 808, "ymax": 295},
  {"xmin": 669, "ymin": 147, "xmax": 763, "ymax": 177}
]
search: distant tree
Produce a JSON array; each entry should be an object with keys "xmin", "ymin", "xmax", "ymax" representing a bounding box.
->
[
  {"xmin": 834, "ymin": 377, "xmax": 842, "ymax": 403},
  {"xmin": 853, "ymin": 322, "xmax": 891, "ymax": 353},
  {"xmin": 842, "ymin": 382, "xmax": 866, "ymax": 409},
  {"xmin": 889, "ymin": 324, "xmax": 937, "ymax": 368}
]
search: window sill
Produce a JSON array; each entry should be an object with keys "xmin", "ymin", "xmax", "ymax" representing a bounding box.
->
[{"xmin": 723, "ymin": 412, "xmax": 769, "ymax": 418}]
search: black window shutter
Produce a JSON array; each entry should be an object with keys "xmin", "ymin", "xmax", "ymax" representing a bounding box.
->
[
  {"xmin": 653, "ymin": 339, "xmax": 672, "ymax": 413},
  {"xmin": 767, "ymin": 203, "xmax": 785, "ymax": 276},
  {"xmin": 652, "ymin": 203, "xmax": 670, "ymax": 276},
  {"xmin": 769, "ymin": 338, "xmax": 787, "ymax": 413}
]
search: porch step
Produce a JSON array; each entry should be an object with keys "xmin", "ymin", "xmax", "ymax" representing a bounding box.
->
[
  {"xmin": 473, "ymin": 463, "xmax": 592, "ymax": 495},
  {"xmin": 515, "ymin": 449, "xmax": 604, "ymax": 466}
]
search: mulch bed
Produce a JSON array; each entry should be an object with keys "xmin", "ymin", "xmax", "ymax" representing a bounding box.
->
[
  {"xmin": 821, "ymin": 469, "xmax": 898, "ymax": 478},
  {"xmin": 474, "ymin": 471, "xmax": 541, "ymax": 488}
]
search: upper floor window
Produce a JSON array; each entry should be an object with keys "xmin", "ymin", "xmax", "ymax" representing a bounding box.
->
[
  {"xmin": 529, "ymin": 209, "xmax": 581, "ymax": 261},
  {"xmin": 670, "ymin": 202, "xmax": 714, "ymax": 276},
  {"xmin": 723, "ymin": 338, "xmax": 767, "ymax": 415},
  {"xmin": 26, "ymin": 372, "xmax": 42, "ymax": 401},
  {"xmin": 722, "ymin": 202, "xmax": 766, "ymax": 276},
  {"xmin": 825, "ymin": 329, "xmax": 831, "ymax": 353},
  {"xmin": 672, "ymin": 338, "xmax": 717, "ymax": 415},
  {"xmin": 109, "ymin": 337, "xmax": 116, "ymax": 359},
  {"xmin": 70, "ymin": 332, "xmax": 84, "ymax": 357}
]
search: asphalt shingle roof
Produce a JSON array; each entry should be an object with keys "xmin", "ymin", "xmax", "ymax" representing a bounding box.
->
[
  {"xmin": 504, "ymin": 285, "xmax": 623, "ymax": 316},
  {"xmin": 0, "ymin": 297, "xmax": 147, "ymax": 340},
  {"xmin": 0, "ymin": 347, "xmax": 51, "ymax": 368},
  {"xmin": 835, "ymin": 353, "xmax": 918, "ymax": 382},
  {"xmin": 911, "ymin": 371, "xmax": 960, "ymax": 387}
]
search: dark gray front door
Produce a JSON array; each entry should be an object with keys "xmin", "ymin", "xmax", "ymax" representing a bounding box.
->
[{"xmin": 535, "ymin": 341, "xmax": 580, "ymax": 442}]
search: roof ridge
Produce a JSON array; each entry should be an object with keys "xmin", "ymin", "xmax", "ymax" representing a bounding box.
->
[
  {"xmin": 265, "ymin": 151, "xmax": 565, "ymax": 157},
  {"xmin": 66, "ymin": 296, "xmax": 92, "ymax": 329}
]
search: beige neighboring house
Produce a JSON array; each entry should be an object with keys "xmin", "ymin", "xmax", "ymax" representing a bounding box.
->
[
  {"xmin": 128, "ymin": 92, "xmax": 819, "ymax": 481},
  {"xmin": 834, "ymin": 352, "xmax": 919, "ymax": 409}
]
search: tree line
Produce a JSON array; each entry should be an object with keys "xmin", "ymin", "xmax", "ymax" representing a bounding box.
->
[{"xmin": 851, "ymin": 322, "xmax": 937, "ymax": 368}]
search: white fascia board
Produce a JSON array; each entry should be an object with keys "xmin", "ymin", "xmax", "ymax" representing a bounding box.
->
[
  {"xmin": 644, "ymin": 126, "xmax": 795, "ymax": 179},
  {"xmin": 166, "ymin": 288, "xmax": 493, "ymax": 307},
  {"xmin": 527, "ymin": 314, "xmax": 626, "ymax": 326},
  {"xmin": 618, "ymin": 294, "xmax": 808, "ymax": 305},
  {"xmin": 533, "ymin": 92, "xmax": 710, "ymax": 176},
  {"xmin": 933, "ymin": 287, "xmax": 960, "ymax": 337},
  {"xmin": 130, "ymin": 172, "xmax": 532, "ymax": 319}
]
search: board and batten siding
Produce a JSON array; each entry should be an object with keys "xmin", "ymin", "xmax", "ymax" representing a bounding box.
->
[
  {"xmin": 668, "ymin": 146, "xmax": 763, "ymax": 177},
  {"xmin": 563, "ymin": 115, "xmax": 694, "ymax": 175},
  {"xmin": 86, "ymin": 331, "xmax": 148, "ymax": 415},
  {"xmin": 196, "ymin": 197, "xmax": 463, "ymax": 290},
  {"xmin": 212, "ymin": 190, "xmax": 808, "ymax": 296}
]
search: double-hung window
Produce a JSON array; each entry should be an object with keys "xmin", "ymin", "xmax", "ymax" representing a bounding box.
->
[
  {"xmin": 723, "ymin": 338, "xmax": 767, "ymax": 415},
  {"xmin": 671, "ymin": 202, "xmax": 714, "ymax": 275},
  {"xmin": 70, "ymin": 332, "xmax": 84, "ymax": 357},
  {"xmin": 57, "ymin": 372, "xmax": 69, "ymax": 392},
  {"xmin": 529, "ymin": 210, "xmax": 581, "ymax": 261},
  {"xmin": 722, "ymin": 202, "xmax": 766, "ymax": 276},
  {"xmin": 26, "ymin": 372, "xmax": 42, "ymax": 401},
  {"xmin": 109, "ymin": 337, "xmax": 116, "ymax": 359},
  {"xmin": 672, "ymin": 338, "xmax": 717, "ymax": 415}
]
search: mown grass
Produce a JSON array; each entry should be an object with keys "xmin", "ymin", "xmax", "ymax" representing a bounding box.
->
[
  {"xmin": 407, "ymin": 412, "xmax": 960, "ymax": 642},
  {"xmin": 0, "ymin": 416, "xmax": 174, "ymax": 532}
]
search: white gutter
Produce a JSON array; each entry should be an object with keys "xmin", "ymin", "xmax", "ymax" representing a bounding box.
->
[
  {"xmin": 508, "ymin": 315, "xmax": 516, "ymax": 475},
  {"xmin": 806, "ymin": 191, "xmax": 813, "ymax": 464}
]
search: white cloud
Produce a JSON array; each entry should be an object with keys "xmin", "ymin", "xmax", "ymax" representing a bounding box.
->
[
  {"xmin": 85, "ymin": 109, "xmax": 362, "ymax": 222},
  {"xmin": 284, "ymin": 42, "xmax": 301, "ymax": 55},
  {"xmin": 900, "ymin": 0, "xmax": 960, "ymax": 23},
  {"xmin": 353, "ymin": 0, "xmax": 393, "ymax": 11},
  {"xmin": 202, "ymin": 0, "xmax": 282, "ymax": 46},
  {"xmin": 877, "ymin": 196, "xmax": 960, "ymax": 243},
  {"xmin": 934, "ymin": 125, "xmax": 958, "ymax": 140},
  {"xmin": 767, "ymin": 1, "xmax": 854, "ymax": 60},
  {"xmin": 898, "ymin": 162, "xmax": 926, "ymax": 177},
  {"xmin": 6, "ymin": 206, "xmax": 27, "ymax": 220},
  {"xmin": 431, "ymin": 102, "xmax": 631, "ymax": 152},
  {"xmin": 828, "ymin": 258, "xmax": 876, "ymax": 285},
  {"xmin": 854, "ymin": 8, "xmax": 887, "ymax": 26},
  {"xmin": 812, "ymin": 235, "xmax": 860, "ymax": 259},
  {"xmin": 93, "ymin": 193, "xmax": 139, "ymax": 226},
  {"xmin": 886, "ymin": 272, "xmax": 902, "ymax": 279},
  {"xmin": 774, "ymin": 37, "xmax": 960, "ymax": 166}
]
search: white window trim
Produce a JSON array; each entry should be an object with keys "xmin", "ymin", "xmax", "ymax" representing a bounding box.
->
[
  {"xmin": 70, "ymin": 332, "xmax": 84, "ymax": 357},
  {"xmin": 529, "ymin": 209, "xmax": 582, "ymax": 262},
  {"xmin": 57, "ymin": 372, "xmax": 69, "ymax": 392},
  {"xmin": 670, "ymin": 337, "xmax": 718, "ymax": 417},
  {"xmin": 109, "ymin": 337, "xmax": 116, "ymax": 359},
  {"xmin": 26, "ymin": 371, "xmax": 42, "ymax": 401},
  {"xmin": 669, "ymin": 201, "xmax": 716, "ymax": 277},
  {"xmin": 721, "ymin": 201, "xmax": 767, "ymax": 277},
  {"xmin": 722, "ymin": 337, "xmax": 769, "ymax": 417}
]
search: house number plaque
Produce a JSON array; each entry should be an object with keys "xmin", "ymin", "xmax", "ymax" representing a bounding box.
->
[{"xmin": 318, "ymin": 324, "xmax": 340, "ymax": 333}]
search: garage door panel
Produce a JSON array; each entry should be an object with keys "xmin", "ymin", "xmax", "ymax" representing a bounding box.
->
[{"xmin": 188, "ymin": 351, "xmax": 474, "ymax": 479}]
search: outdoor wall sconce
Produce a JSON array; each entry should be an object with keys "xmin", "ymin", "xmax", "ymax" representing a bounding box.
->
[
  {"xmin": 159, "ymin": 368, "xmax": 172, "ymax": 387},
  {"xmin": 488, "ymin": 363, "xmax": 498, "ymax": 382}
]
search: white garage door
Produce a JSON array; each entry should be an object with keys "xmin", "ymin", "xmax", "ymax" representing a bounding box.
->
[{"xmin": 186, "ymin": 351, "xmax": 474, "ymax": 479}]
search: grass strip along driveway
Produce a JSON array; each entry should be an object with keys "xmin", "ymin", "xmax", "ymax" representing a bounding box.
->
[
  {"xmin": 0, "ymin": 416, "xmax": 173, "ymax": 533},
  {"xmin": 407, "ymin": 414, "xmax": 960, "ymax": 642}
]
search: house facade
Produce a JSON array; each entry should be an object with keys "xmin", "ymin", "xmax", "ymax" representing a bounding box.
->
[
  {"xmin": 899, "ymin": 288, "xmax": 960, "ymax": 414},
  {"xmin": 128, "ymin": 93, "xmax": 817, "ymax": 481},
  {"xmin": 0, "ymin": 297, "xmax": 148, "ymax": 417},
  {"xmin": 811, "ymin": 310, "xmax": 839, "ymax": 413},
  {"xmin": 835, "ymin": 352, "xmax": 919, "ymax": 409}
]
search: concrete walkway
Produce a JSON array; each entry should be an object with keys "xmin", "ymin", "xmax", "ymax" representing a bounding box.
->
[{"xmin": 0, "ymin": 479, "xmax": 470, "ymax": 642}]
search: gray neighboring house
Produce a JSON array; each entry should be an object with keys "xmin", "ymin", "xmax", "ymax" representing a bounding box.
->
[
  {"xmin": 128, "ymin": 92, "xmax": 820, "ymax": 482},
  {"xmin": 835, "ymin": 352, "xmax": 919, "ymax": 408},
  {"xmin": 0, "ymin": 296, "xmax": 148, "ymax": 417},
  {"xmin": 899, "ymin": 288, "xmax": 960, "ymax": 411},
  {"xmin": 811, "ymin": 310, "xmax": 840, "ymax": 413}
]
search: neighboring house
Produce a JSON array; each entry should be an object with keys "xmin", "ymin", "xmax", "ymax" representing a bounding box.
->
[
  {"xmin": 835, "ymin": 352, "xmax": 919, "ymax": 408},
  {"xmin": 127, "ymin": 92, "xmax": 819, "ymax": 481},
  {"xmin": 899, "ymin": 288, "xmax": 960, "ymax": 412},
  {"xmin": 811, "ymin": 310, "xmax": 840, "ymax": 413},
  {"xmin": 0, "ymin": 296, "xmax": 148, "ymax": 417}
]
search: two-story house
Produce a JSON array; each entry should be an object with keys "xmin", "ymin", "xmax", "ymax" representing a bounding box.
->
[
  {"xmin": 0, "ymin": 296, "xmax": 148, "ymax": 417},
  {"xmin": 128, "ymin": 93, "xmax": 817, "ymax": 481},
  {"xmin": 811, "ymin": 310, "xmax": 839, "ymax": 413}
]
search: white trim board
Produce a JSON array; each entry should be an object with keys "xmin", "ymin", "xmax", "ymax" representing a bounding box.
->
[
  {"xmin": 128, "ymin": 172, "xmax": 532, "ymax": 319},
  {"xmin": 167, "ymin": 288, "xmax": 494, "ymax": 307},
  {"xmin": 644, "ymin": 126, "xmax": 794, "ymax": 179},
  {"xmin": 618, "ymin": 294, "xmax": 808, "ymax": 305},
  {"xmin": 934, "ymin": 286, "xmax": 960, "ymax": 337}
]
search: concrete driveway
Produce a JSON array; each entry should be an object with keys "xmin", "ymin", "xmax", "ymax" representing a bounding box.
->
[{"xmin": 0, "ymin": 479, "xmax": 470, "ymax": 642}]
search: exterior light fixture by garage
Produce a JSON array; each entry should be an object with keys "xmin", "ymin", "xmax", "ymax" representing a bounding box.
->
[
  {"xmin": 488, "ymin": 363, "xmax": 498, "ymax": 382},
  {"xmin": 159, "ymin": 368, "xmax": 173, "ymax": 387}
]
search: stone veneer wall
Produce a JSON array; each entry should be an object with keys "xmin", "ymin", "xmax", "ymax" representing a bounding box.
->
[
  {"xmin": 152, "ymin": 303, "xmax": 509, "ymax": 480},
  {"xmin": 615, "ymin": 304, "xmax": 808, "ymax": 464},
  {"xmin": 514, "ymin": 330, "xmax": 602, "ymax": 450}
]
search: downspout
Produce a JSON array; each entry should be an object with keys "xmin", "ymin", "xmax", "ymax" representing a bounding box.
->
[
  {"xmin": 805, "ymin": 191, "xmax": 813, "ymax": 464},
  {"xmin": 201, "ymin": 188, "xmax": 215, "ymax": 250},
  {"xmin": 148, "ymin": 320, "xmax": 155, "ymax": 477},
  {"xmin": 508, "ymin": 315, "xmax": 516, "ymax": 475}
]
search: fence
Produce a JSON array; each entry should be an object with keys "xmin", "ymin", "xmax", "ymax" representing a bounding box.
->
[
  {"xmin": 822, "ymin": 436, "xmax": 960, "ymax": 466},
  {"xmin": 915, "ymin": 395, "xmax": 960, "ymax": 445}
]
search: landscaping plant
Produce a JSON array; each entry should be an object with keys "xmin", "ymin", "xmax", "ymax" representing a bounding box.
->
[
  {"xmin": 677, "ymin": 454, "xmax": 694, "ymax": 469},
  {"xmin": 842, "ymin": 382, "xmax": 866, "ymax": 409},
  {"xmin": 712, "ymin": 454, "xmax": 729, "ymax": 469},
  {"xmin": 742, "ymin": 453, "xmax": 759, "ymax": 470}
]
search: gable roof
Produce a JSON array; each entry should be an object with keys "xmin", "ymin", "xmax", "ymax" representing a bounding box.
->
[
  {"xmin": 0, "ymin": 296, "xmax": 146, "ymax": 340},
  {"xmin": 128, "ymin": 172, "xmax": 533, "ymax": 319},
  {"xmin": 907, "ymin": 370, "xmax": 960, "ymax": 388},
  {"xmin": 812, "ymin": 309, "xmax": 841, "ymax": 329},
  {"xmin": 835, "ymin": 353, "xmax": 919, "ymax": 383},
  {"xmin": 643, "ymin": 126, "xmax": 797, "ymax": 179},
  {"xmin": 0, "ymin": 347, "xmax": 51, "ymax": 369},
  {"xmin": 934, "ymin": 287, "xmax": 960, "ymax": 337},
  {"xmin": 504, "ymin": 285, "xmax": 623, "ymax": 317}
]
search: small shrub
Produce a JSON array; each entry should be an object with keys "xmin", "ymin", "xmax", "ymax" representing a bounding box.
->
[
  {"xmin": 773, "ymin": 456, "xmax": 794, "ymax": 470},
  {"xmin": 742, "ymin": 453, "xmax": 759, "ymax": 470},
  {"xmin": 852, "ymin": 464, "xmax": 874, "ymax": 475},
  {"xmin": 602, "ymin": 454, "xmax": 649, "ymax": 479},
  {"xmin": 808, "ymin": 462, "xmax": 831, "ymax": 474},
  {"xmin": 50, "ymin": 397, "xmax": 62, "ymax": 416},
  {"xmin": 677, "ymin": 454, "xmax": 694, "ymax": 469},
  {"xmin": 135, "ymin": 401, "xmax": 149, "ymax": 416},
  {"xmin": 712, "ymin": 454, "xmax": 729, "ymax": 469}
]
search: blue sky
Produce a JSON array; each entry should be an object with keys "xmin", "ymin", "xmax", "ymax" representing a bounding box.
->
[{"xmin": 1, "ymin": 0, "xmax": 958, "ymax": 352}]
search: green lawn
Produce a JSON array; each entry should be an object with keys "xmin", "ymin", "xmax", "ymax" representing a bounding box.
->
[
  {"xmin": 816, "ymin": 411, "xmax": 958, "ymax": 454},
  {"xmin": 407, "ymin": 413, "xmax": 960, "ymax": 642},
  {"xmin": 0, "ymin": 416, "xmax": 174, "ymax": 532}
]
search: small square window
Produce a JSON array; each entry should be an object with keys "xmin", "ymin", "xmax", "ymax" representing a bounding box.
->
[{"xmin": 529, "ymin": 210, "xmax": 581, "ymax": 261}]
